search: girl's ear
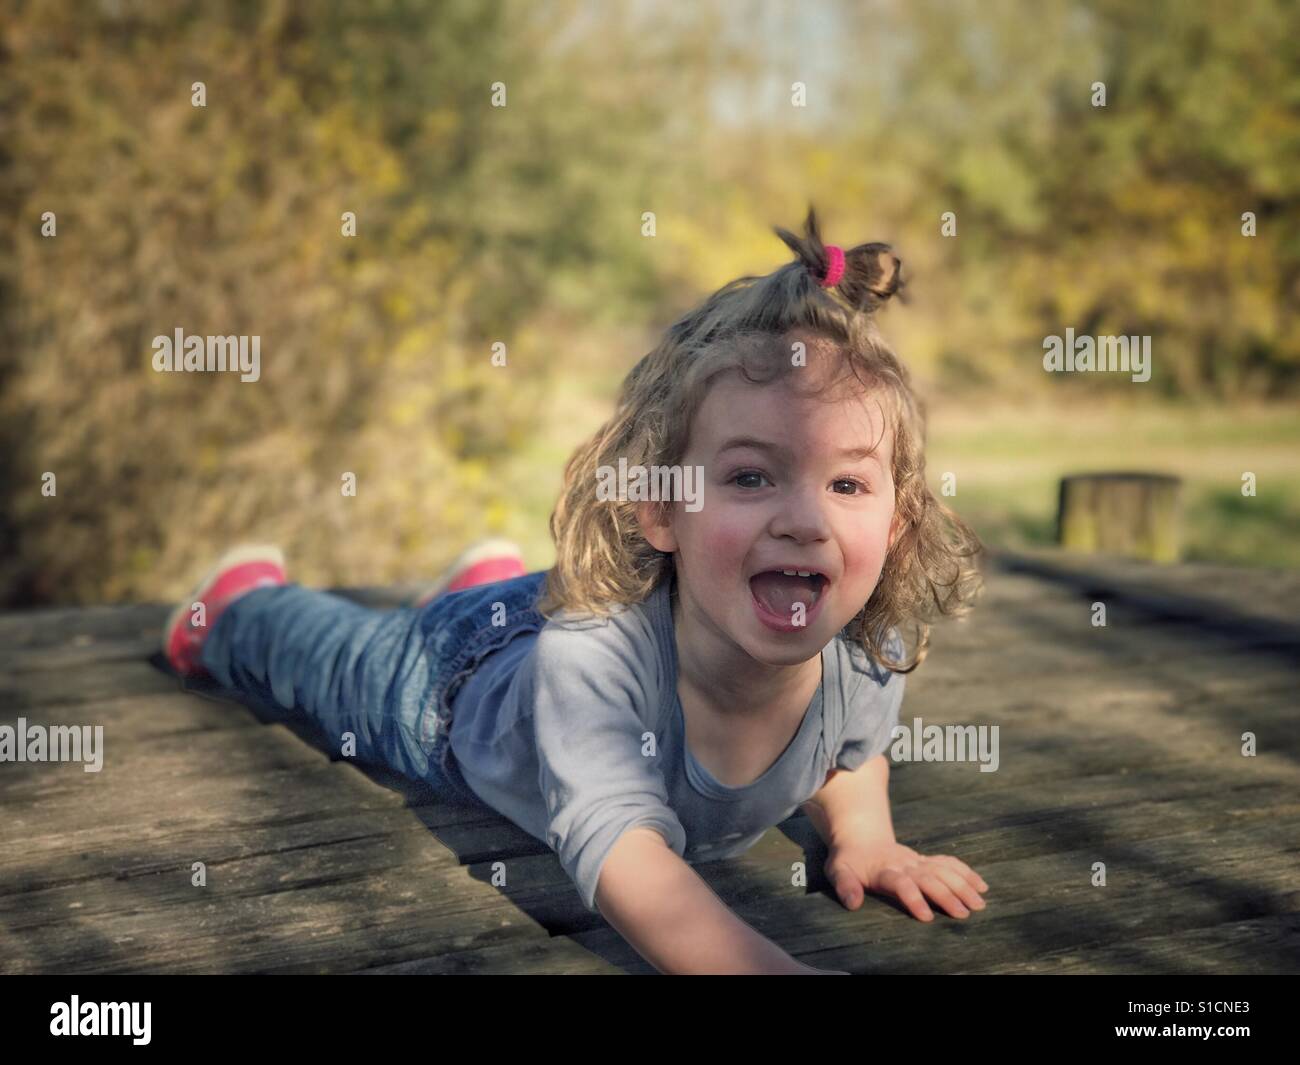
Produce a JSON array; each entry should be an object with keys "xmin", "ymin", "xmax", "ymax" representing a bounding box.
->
[
  {"xmin": 636, "ymin": 500, "xmax": 677, "ymax": 553},
  {"xmin": 887, "ymin": 511, "xmax": 903, "ymax": 552}
]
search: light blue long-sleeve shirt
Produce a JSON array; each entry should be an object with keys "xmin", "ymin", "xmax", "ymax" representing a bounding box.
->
[{"xmin": 449, "ymin": 573, "xmax": 905, "ymax": 913}]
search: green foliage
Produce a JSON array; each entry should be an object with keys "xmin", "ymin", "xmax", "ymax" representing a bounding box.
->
[{"xmin": 842, "ymin": 0, "xmax": 1300, "ymax": 398}]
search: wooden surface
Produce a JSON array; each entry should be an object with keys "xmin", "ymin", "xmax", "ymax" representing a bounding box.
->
[{"xmin": 1, "ymin": 548, "xmax": 1297, "ymax": 974}]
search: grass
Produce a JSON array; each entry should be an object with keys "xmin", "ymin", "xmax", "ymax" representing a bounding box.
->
[{"xmin": 925, "ymin": 397, "xmax": 1300, "ymax": 569}]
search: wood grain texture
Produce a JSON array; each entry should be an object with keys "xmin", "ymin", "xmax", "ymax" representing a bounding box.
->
[{"xmin": 1, "ymin": 550, "xmax": 1296, "ymax": 974}]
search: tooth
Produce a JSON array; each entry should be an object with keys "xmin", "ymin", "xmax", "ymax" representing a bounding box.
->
[
  {"xmin": 797, "ymin": 570, "xmax": 811, "ymax": 577},
  {"xmin": 781, "ymin": 569, "xmax": 797, "ymax": 576}
]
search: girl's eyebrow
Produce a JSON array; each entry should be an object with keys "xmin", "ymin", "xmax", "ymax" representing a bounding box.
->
[{"xmin": 715, "ymin": 436, "xmax": 885, "ymax": 468}]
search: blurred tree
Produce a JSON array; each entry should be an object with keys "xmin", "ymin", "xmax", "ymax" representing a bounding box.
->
[
  {"xmin": 834, "ymin": 0, "xmax": 1300, "ymax": 399},
  {"xmin": 0, "ymin": 0, "xmax": 729, "ymax": 604}
]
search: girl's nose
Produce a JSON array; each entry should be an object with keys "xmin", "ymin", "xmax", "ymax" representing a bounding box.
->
[{"xmin": 768, "ymin": 483, "xmax": 832, "ymax": 543}]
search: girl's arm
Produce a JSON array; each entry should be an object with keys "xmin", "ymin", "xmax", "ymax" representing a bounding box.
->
[
  {"xmin": 595, "ymin": 826, "xmax": 839, "ymax": 975},
  {"xmin": 800, "ymin": 752, "xmax": 896, "ymax": 848},
  {"xmin": 801, "ymin": 753, "xmax": 989, "ymax": 920}
]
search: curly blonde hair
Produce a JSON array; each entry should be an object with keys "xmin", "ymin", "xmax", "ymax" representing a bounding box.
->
[{"xmin": 537, "ymin": 206, "xmax": 984, "ymax": 672}]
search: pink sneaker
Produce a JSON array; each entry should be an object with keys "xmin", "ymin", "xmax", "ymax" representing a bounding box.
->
[
  {"xmin": 411, "ymin": 538, "xmax": 526, "ymax": 609},
  {"xmin": 162, "ymin": 544, "xmax": 287, "ymax": 678}
]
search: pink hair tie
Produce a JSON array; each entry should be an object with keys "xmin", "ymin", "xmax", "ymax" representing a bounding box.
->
[{"xmin": 819, "ymin": 244, "xmax": 845, "ymax": 288}]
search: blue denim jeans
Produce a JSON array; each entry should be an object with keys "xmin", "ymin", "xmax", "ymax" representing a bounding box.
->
[{"xmin": 200, "ymin": 570, "xmax": 550, "ymax": 803}]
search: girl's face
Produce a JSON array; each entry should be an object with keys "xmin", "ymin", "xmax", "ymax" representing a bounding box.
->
[{"xmin": 640, "ymin": 347, "xmax": 900, "ymax": 668}]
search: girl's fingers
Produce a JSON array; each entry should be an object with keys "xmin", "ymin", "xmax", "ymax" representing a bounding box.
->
[
  {"xmin": 915, "ymin": 872, "xmax": 970, "ymax": 919},
  {"xmin": 874, "ymin": 856, "xmax": 989, "ymax": 922},
  {"xmin": 878, "ymin": 868, "xmax": 934, "ymax": 922},
  {"xmin": 933, "ymin": 855, "xmax": 989, "ymax": 892},
  {"xmin": 929, "ymin": 864, "xmax": 986, "ymax": 912}
]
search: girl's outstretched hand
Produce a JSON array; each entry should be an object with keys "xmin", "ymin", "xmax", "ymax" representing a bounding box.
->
[{"xmin": 824, "ymin": 839, "xmax": 989, "ymax": 921}]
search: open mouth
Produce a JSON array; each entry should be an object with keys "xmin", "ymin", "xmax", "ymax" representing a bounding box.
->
[{"xmin": 748, "ymin": 568, "xmax": 829, "ymax": 622}]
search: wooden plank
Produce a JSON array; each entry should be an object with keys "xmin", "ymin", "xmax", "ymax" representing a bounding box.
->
[
  {"xmin": 927, "ymin": 612, "xmax": 1298, "ymax": 668},
  {"xmin": 2, "ymin": 556, "xmax": 1296, "ymax": 975},
  {"xmin": 0, "ymin": 842, "xmax": 558, "ymax": 975},
  {"xmin": 354, "ymin": 935, "xmax": 624, "ymax": 975},
  {"xmin": 877, "ymin": 686, "xmax": 1300, "ymax": 806},
  {"xmin": 0, "ymin": 783, "xmax": 507, "ymax": 892},
  {"xmin": 8, "ymin": 686, "xmax": 1286, "ymax": 920},
  {"xmin": 2, "ymin": 644, "xmax": 1289, "ymax": 946},
  {"xmin": 990, "ymin": 547, "xmax": 1300, "ymax": 636},
  {"xmin": 0, "ymin": 753, "xmax": 512, "ymax": 885},
  {"xmin": 691, "ymin": 769, "xmax": 1297, "ymax": 921},
  {"xmin": 565, "ymin": 812, "xmax": 1300, "ymax": 974},
  {"xmin": 915, "ymin": 611, "xmax": 1298, "ymax": 686},
  {"xmin": 0, "ymin": 657, "xmax": 180, "ymax": 709},
  {"xmin": 452, "ymin": 762, "xmax": 1300, "ymax": 940},
  {"xmin": 0, "ymin": 635, "xmax": 163, "ymax": 674},
  {"xmin": 10, "ymin": 690, "xmax": 275, "ymax": 741},
  {"xmin": 1, "ymin": 718, "xmax": 339, "ymax": 809},
  {"xmin": 968, "ymin": 913, "xmax": 1300, "ymax": 975},
  {"xmin": 0, "ymin": 603, "xmax": 166, "ymax": 650}
]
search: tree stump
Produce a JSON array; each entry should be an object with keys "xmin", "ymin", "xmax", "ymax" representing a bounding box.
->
[{"xmin": 1056, "ymin": 472, "xmax": 1183, "ymax": 562}]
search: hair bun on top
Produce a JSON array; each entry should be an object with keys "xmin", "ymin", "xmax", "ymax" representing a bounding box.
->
[{"xmin": 773, "ymin": 205, "xmax": 905, "ymax": 314}]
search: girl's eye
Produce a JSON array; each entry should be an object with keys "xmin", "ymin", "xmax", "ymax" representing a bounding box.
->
[
  {"xmin": 733, "ymin": 471, "xmax": 770, "ymax": 489},
  {"xmin": 833, "ymin": 478, "xmax": 871, "ymax": 495}
]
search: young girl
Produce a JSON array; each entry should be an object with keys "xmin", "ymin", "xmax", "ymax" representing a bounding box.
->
[{"xmin": 162, "ymin": 207, "xmax": 986, "ymax": 975}]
